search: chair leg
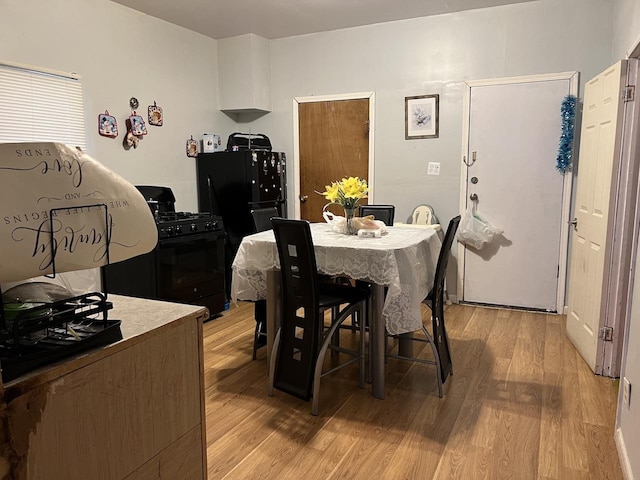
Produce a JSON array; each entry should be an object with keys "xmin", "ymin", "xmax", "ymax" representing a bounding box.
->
[
  {"xmin": 352, "ymin": 310, "xmax": 359, "ymax": 332},
  {"xmin": 252, "ymin": 321, "xmax": 260, "ymax": 360},
  {"xmin": 268, "ymin": 328, "xmax": 281, "ymax": 397},
  {"xmin": 312, "ymin": 302, "xmax": 364, "ymax": 416},
  {"xmin": 331, "ymin": 321, "xmax": 341, "ymax": 358},
  {"xmin": 440, "ymin": 313, "xmax": 453, "ymax": 377},
  {"xmin": 367, "ymin": 296, "xmax": 373, "ymax": 384},
  {"xmin": 312, "ymin": 336, "xmax": 329, "ymax": 416},
  {"xmin": 421, "ymin": 325, "xmax": 443, "ymax": 398},
  {"xmin": 359, "ymin": 301, "xmax": 366, "ymax": 389},
  {"xmin": 428, "ymin": 299, "xmax": 451, "ymax": 385},
  {"xmin": 438, "ymin": 304, "xmax": 453, "ymax": 377},
  {"xmin": 312, "ymin": 316, "xmax": 344, "ymax": 415}
]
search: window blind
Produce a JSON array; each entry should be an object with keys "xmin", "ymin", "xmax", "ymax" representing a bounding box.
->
[{"xmin": 0, "ymin": 63, "xmax": 86, "ymax": 150}]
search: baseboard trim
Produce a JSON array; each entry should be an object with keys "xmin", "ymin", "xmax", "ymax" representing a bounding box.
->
[{"xmin": 615, "ymin": 427, "xmax": 634, "ymax": 480}]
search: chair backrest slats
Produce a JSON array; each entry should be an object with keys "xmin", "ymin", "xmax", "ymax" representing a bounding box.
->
[
  {"xmin": 433, "ymin": 215, "xmax": 461, "ymax": 299},
  {"xmin": 271, "ymin": 218, "xmax": 321, "ymax": 400},
  {"xmin": 430, "ymin": 215, "xmax": 460, "ymax": 383}
]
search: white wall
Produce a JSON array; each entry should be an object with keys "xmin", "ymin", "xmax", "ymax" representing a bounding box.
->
[
  {"xmin": 0, "ymin": 0, "xmax": 615, "ymax": 295},
  {"xmin": 613, "ymin": 0, "xmax": 640, "ymax": 59},
  {"xmin": 0, "ymin": 0, "xmax": 236, "ymax": 213},
  {"xmin": 250, "ymin": 0, "xmax": 612, "ymax": 226},
  {"xmin": 0, "ymin": 0, "xmax": 619, "ymax": 292},
  {"xmin": 245, "ymin": 0, "xmax": 613, "ymax": 295}
]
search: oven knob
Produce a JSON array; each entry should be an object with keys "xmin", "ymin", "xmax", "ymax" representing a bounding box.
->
[
  {"xmin": 175, "ymin": 225, "xmax": 183, "ymax": 234},
  {"xmin": 191, "ymin": 223, "xmax": 198, "ymax": 232},
  {"xmin": 166, "ymin": 227, "xmax": 175, "ymax": 236},
  {"xmin": 205, "ymin": 222, "xmax": 213, "ymax": 230}
]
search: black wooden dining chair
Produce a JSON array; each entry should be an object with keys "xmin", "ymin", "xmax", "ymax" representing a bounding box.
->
[
  {"xmin": 385, "ymin": 215, "xmax": 461, "ymax": 397},
  {"xmin": 268, "ymin": 218, "xmax": 369, "ymax": 415},
  {"xmin": 350, "ymin": 204, "xmax": 396, "ymax": 329},
  {"xmin": 250, "ymin": 207, "xmax": 279, "ymax": 360},
  {"xmin": 358, "ymin": 204, "xmax": 395, "ymax": 226},
  {"xmin": 251, "ymin": 206, "xmax": 279, "ymax": 233}
]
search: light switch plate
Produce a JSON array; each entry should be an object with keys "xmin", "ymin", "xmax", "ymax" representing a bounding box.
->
[{"xmin": 427, "ymin": 162, "xmax": 440, "ymax": 175}]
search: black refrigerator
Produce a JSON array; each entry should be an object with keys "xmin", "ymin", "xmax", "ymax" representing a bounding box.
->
[{"xmin": 196, "ymin": 150, "xmax": 287, "ymax": 294}]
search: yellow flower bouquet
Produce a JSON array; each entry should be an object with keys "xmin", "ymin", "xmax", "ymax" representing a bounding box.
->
[
  {"xmin": 318, "ymin": 177, "xmax": 368, "ymax": 234},
  {"xmin": 320, "ymin": 176, "xmax": 368, "ymax": 210}
]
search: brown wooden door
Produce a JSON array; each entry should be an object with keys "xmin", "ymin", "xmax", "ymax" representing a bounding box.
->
[{"xmin": 298, "ymin": 99, "xmax": 370, "ymax": 222}]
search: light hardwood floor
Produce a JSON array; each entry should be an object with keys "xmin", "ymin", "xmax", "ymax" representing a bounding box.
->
[{"xmin": 203, "ymin": 302, "xmax": 623, "ymax": 479}]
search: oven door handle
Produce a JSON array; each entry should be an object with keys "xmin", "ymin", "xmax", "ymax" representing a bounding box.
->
[{"xmin": 159, "ymin": 232, "xmax": 224, "ymax": 247}]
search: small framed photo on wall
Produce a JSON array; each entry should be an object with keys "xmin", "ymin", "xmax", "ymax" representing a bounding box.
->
[
  {"xmin": 129, "ymin": 113, "xmax": 148, "ymax": 136},
  {"xmin": 148, "ymin": 101, "xmax": 163, "ymax": 126},
  {"xmin": 405, "ymin": 94, "xmax": 439, "ymax": 139},
  {"xmin": 186, "ymin": 136, "xmax": 199, "ymax": 157},
  {"xmin": 98, "ymin": 111, "xmax": 118, "ymax": 138}
]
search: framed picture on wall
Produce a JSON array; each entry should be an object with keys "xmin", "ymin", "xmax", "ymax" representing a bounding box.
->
[
  {"xmin": 129, "ymin": 114, "xmax": 148, "ymax": 136},
  {"xmin": 148, "ymin": 101, "xmax": 163, "ymax": 126},
  {"xmin": 98, "ymin": 111, "xmax": 118, "ymax": 138},
  {"xmin": 405, "ymin": 94, "xmax": 439, "ymax": 139}
]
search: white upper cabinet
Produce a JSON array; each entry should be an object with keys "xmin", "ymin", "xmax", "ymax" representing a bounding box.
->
[{"xmin": 218, "ymin": 34, "xmax": 271, "ymax": 114}]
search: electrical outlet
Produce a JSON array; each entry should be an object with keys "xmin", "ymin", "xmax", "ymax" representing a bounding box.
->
[
  {"xmin": 427, "ymin": 162, "xmax": 440, "ymax": 175},
  {"xmin": 623, "ymin": 377, "xmax": 632, "ymax": 409}
]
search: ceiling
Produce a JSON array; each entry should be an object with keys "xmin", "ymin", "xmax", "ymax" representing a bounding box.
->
[{"xmin": 111, "ymin": 0, "xmax": 536, "ymax": 40}]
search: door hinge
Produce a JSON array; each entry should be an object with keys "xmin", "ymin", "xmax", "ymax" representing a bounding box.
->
[
  {"xmin": 623, "ymin": 85, "xmax": 635, "ymax": 102},
  {"xmin": 600, "ymin": 326, "xmax": 614, "ymax": 341}
]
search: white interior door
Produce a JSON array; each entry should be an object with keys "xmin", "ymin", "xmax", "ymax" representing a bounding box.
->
[
  {"xmin": 460, "ymin": 73, "xmax": 577, "ymax": 312},
  {"xmin": 566, "ymin": 61, "xmax": 626, "ymax": 372}
]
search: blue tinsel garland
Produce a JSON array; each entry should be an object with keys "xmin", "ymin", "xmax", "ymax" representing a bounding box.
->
[{"xmin": 556, "ymin": 94, "xmax": 577, "ymax": 173}]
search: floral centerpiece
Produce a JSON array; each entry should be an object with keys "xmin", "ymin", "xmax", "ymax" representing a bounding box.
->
[{"xmin": 318, "ymin": 176, "xmax": 368, "ymax": 234}]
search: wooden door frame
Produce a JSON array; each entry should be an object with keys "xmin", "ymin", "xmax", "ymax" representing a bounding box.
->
[
  {"xmin": 616, "ymin": 36, "xmax": 640, "ymax": 477},
  {"xmin": 457, "ymin": 71, "xmax": 579, "ymax": 313},
  {"xmin": 292, "ymin": 91, "xmax": 376, "ymax": 219},
  {"xmin": 611, "ymin": 44, "xmax": 640, "ymax": 378}
]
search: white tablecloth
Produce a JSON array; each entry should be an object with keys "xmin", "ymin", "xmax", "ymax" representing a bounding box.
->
[{"xmin": 231, "ymin": 223, "xmax": 442, "ymax": 335}]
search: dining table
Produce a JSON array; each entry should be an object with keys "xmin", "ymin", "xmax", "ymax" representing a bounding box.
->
[{"xmin": 230, "ymin": 222, "xmax": 442, "ymax": 399}]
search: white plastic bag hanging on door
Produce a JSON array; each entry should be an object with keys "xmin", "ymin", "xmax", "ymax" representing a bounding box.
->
[{"xmin": 457, "ymin": 205, "xmax": 503, "ymax": 250}]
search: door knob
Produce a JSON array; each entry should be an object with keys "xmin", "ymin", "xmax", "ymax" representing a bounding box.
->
[
  {"xmin": 299, "ymin": 195, "xmax": 309, "ymax": 203},
  {"xmin": 568, "ymin": 218, "xmax": 578, "ymax": 230},
  {"xmin": 470, "ymin": 193, "xmax": 478, "ymax": 201}
]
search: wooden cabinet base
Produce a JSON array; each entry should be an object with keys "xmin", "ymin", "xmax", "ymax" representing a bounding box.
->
[
  {"xmin": 124, "ymin": 426, "xmax": 204, "ymax": 480},
  {"xmin": 1, "ymin": 296, "xmax": 208, "ymax": 480}
]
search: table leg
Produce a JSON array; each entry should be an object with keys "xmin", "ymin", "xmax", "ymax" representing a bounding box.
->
[
  {"xmin": 370, "ymin": 284, "xmax": 385, "ymax": 399},
  {"xmin": 398, "ymin": 334, "xmax": 414, "ymax": 357}
]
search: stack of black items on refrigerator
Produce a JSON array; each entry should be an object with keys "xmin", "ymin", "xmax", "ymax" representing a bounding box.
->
[{"xmin": 225, "ymin": 132, "xmax": 272, "ymax": 152}]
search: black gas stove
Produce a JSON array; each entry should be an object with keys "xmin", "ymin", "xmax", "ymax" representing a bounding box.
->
[
  {"xmin": 103, "ymin": 187, "xmax": 227, "ymax": 317},
  {"xmin": 155, "ymin": 212, "xmax": 222, "ymax": 239}
]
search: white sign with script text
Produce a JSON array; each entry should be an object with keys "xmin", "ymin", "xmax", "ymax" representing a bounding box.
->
[{"xmin": 0, "ymin": 143, "xmax": 158, "ymax": 283}]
